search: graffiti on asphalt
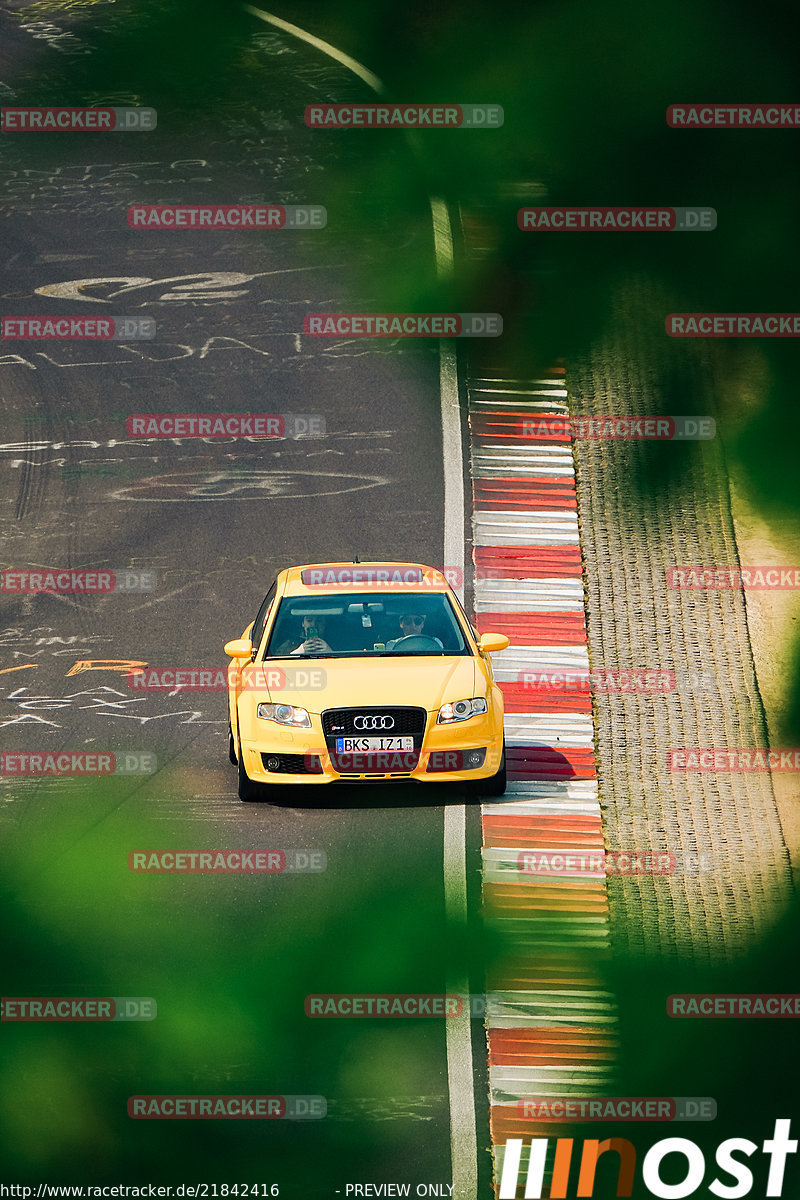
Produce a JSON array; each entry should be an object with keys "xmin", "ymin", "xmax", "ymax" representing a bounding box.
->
[
  {"xmin": 0, "ymin": 684, "xmax": 211, "ymax": 729},
  {"xmin": 36, "ymin": 273, "xmax": 266, "ymax": 304},
  {"xmin": 14, "ymin": 17, "xmax": 90, "ymax": 55},
  {"xmin": 0, "ymin": 334, "xmax": 410, "ymax": 370},
  {"xmin": 107, "ymin": 469, "xmax": 390, "ymax": 501},
  {"xmin": 0, "ymin": 635, "xmax": 221, "ymax": 727}
]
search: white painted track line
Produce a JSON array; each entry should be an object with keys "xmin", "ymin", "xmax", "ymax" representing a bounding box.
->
[
  {"xmin": 431, "ymin": 194, "xmax": 479, "ymax": 1200},
  {"xmin": 244, "ymin": 6, "xmax": 385, "ymax": 93}
]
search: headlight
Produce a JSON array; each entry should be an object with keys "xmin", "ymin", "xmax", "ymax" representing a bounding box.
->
[
  {"xmin": 257, "ymin": 702, "xmax": 311, "ymax": 728},
  {"xmin": 437, "ymin": 697, "xmax": 488, "ymax": 724}
]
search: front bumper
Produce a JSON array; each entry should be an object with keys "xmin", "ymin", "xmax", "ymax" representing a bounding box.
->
[{"xmin": 238, "ymin": 707, "xmax": 504, "ymax": 785}]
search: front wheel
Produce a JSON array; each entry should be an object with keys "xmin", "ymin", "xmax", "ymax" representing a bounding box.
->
[{"xmin": 228, "ymin": 723, "xmax": 237, "ymax": 765}]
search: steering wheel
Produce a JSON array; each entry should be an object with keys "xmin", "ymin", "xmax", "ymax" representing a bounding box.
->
[{"xmin": 388, "ymin": 635, "xmax": 441, "ymax": 652}]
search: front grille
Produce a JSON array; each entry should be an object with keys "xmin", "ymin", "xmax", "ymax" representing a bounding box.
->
[
  {"xmin": 321, "ymin": 706, "xmax": 427, "ymax": 746},
  {"xmin": 261, "ymin": 752, "xmax": 322, "ymax": 775}
]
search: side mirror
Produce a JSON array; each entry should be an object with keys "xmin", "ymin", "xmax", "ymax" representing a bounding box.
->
[
  {"xmin": 224, "ymin": 638, "xmax": 253, "ymax": 659},
  {"xmin": 478, "ymin": 632, "xmax": 510, "ymax": 653}
]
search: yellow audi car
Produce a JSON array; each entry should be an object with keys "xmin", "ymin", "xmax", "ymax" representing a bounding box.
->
[{"xmin": 224, "ymin": 561, "xmax": 509, "ymax": 802}]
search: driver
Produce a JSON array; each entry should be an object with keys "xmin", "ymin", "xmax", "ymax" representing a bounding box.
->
[{"xmin": 386, "ymin": 611, "xmax": 443, "ymax": 650}]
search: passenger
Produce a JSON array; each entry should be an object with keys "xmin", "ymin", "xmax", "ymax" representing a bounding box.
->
[{"xmin": 275, "ymin": 614, "xmax": 333, "ymax": 655}]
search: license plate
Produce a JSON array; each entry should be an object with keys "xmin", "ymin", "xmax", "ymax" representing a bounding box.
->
[{"xmin": 335, "ymin": 736, "xmax": 414, "ymax": 753}]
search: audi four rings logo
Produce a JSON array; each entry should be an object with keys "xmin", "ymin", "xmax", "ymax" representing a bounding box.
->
[{"xmin": 353, "ymin": 715, "xmax": 395, "ymax": 730}]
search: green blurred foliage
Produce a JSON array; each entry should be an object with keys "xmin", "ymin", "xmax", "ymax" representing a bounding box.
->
[{"xmin": 0, "ymin": 778, "xmax": 476, "ymax": 1181}]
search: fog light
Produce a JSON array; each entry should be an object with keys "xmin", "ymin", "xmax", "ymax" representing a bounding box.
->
[{"xmin": 265, "ymin": 756, "xmax": 281, "ymax": 772}]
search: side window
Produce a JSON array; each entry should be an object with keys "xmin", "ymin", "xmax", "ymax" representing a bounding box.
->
[
  {"xmin": 250, "ymin": 582, "xmax": 277, "ymax": 660},
  {"xmin": 449, "ymin": 592, "xmax": 479, "ymax": 646}
]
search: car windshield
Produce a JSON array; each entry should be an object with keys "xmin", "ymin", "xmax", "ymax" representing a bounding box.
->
[{"xmin": 262, "ymin": 592, "xmax": 472, "ymax": 658}]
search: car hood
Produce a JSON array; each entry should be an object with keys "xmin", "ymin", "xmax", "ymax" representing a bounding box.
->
[{"xmin": 241, "ymin": 655, "xmax": 479, "ymax": 713}]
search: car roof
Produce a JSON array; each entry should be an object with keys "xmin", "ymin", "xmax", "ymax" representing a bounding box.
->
[{"xmin": 278, "ymin": 562, "xmax": 454, "ymax": 598}]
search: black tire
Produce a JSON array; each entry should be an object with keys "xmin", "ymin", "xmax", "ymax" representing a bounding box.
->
[
  {"xmin": 476, "ymin": 740, "xmax": 506, "ymax": 797},
  {"xmin": 228, "ymin": 723, "xmax": 237, "ymax": 765}
]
